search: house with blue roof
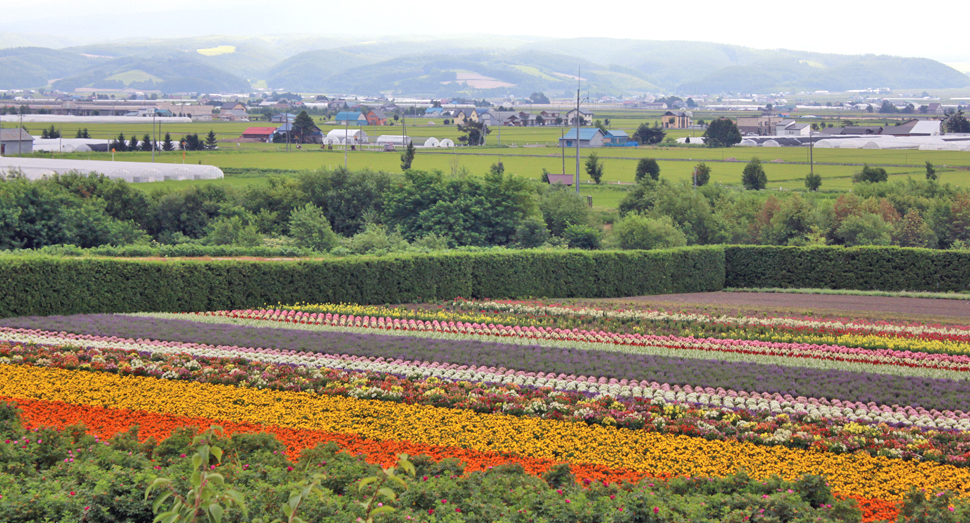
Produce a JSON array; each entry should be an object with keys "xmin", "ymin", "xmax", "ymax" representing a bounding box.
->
[
  {"xmin": 558, "ymin": 128, "xmax": 606, "ymax": 148},
  {"xmin": 425, "ymin": 107, "xmax": 444, "ymax": 116},
  {"xmin": 271, "ymin": 113, "xmax": 296, "ymax": 123},
  {"xmin": 605, "ymin": 129, "xmax": 631, "ymax": 145},
  {"xmin": 335, "ymin": 111, "xmax": 368, "ymax": 125}
]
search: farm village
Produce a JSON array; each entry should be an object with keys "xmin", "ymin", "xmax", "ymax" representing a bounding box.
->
[{"xmin": 3, "ymin": 17, "xmax": 970, "ymax": 523}]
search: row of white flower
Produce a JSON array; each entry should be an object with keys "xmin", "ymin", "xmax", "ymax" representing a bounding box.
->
[
  {"xmin": 1, "ymin": 328, "xmax": 964, "ymax": 431},
  {"xmin": 159, "ymin": 313, "xmax": 970, "ymax": 382},
  {"xmin": 461, "ymin": 300, "xmax": 970, "ymax": 338}
]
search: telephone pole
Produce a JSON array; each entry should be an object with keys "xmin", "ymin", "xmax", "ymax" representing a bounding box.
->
[{"xmin": 574, "ymin": 68, "xmax": 582, "ymax": 193}]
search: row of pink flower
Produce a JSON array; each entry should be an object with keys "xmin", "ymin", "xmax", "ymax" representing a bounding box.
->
[
  {"xmin": 199, "ymin": 310, "xmax": 970, "ymax": 372},
  {"xmin": 0, "ymin": 326, "xmax": 963, "ymax": 429}
]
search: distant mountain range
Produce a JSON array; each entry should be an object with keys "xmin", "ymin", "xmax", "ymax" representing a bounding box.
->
[{"xmin": 1, "ymin": 34, "xmax": 967, "ymax": 96}]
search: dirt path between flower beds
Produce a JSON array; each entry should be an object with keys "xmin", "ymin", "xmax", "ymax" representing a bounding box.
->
[{"xmin": 595, "ymin": 292, "xmax": 970, "ymax": 319}]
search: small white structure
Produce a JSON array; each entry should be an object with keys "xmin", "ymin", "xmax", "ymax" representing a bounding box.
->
[
  {"xmin": 438, "ymin": 138, "xmax": 455, "ymax": 148},
  {"xmin": 375, "ymin": 135, "xmax": 412, "ymax": 147},
  {"xmin": 326, "ymin": 129, "xmax": 369, "ymax": 144},
  {"xmin": 762, "ymin": 140, "xmax": 780, "ymax": 147},
  {"xmin": 423, "ymin": 137, "xmax": 440, "ymax": 147},
  {"xmin": 0, "ymin": 157, "xmax": 224, "ymax": 183}
]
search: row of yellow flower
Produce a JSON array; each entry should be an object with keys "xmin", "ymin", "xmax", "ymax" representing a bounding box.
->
[
  {"xmin": 4, "ymin": 364, "xmax": 968, "ymax": 502},
  {"xmin": 734, "ymin": 330, "xmax": 970, "ymax": 356}
]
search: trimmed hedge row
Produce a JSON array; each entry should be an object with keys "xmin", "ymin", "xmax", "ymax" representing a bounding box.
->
[
  {"xmin": 725, "ymin": 245, "xmax": 970, "ymax": 292},
  {"xmin": 0, "ymin": 247, "xmax": 725, "ymax": 317}
]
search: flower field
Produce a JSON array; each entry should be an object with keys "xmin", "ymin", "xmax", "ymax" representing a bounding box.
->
[{"xmin": 2, "ymin": 298, "xmax": 970, "ymax": 521}]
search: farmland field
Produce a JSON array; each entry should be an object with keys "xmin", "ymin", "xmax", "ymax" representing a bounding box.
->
[
  {"xmin": 12, "ymin": 117, "xmax": 970, "ymax": 196},
  {"xmin": 3, "ymin": 294, "xmax": 970, "ymax": 521}
]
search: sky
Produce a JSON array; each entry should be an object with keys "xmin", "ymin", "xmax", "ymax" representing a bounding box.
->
[{"xmin": 0, "ymin": 0, "xmax": 966, "ymax": 63}]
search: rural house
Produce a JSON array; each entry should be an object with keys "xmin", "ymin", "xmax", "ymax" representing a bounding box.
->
[
  {"xmin": 366, "ymin": 109, "xmax": 387, "ymax": 126},
  {"xmin": 558, "ymin": 128, "xmax": 605, "ymax": 148},
  {"xmin": 660, "ymin": 111, "xmax": 692, "ymax": 129},
  {"xmin": 335, "ymin": 112, "xmax": 369, "ymax": 125},
  {"xmin": 566, "ymin": 109, "xmax": 593, "ymax": 126}
]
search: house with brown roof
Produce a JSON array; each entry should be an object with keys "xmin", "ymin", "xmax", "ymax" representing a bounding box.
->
[{"xmin": 366, "ymin": 109, "xmax": 387, "ymax": 126}]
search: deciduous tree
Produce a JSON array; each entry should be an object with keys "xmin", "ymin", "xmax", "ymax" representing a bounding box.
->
[
  {"xmin": 635, "ymin": 158, "xmax": 660, "ymax": 182},
  {"xmin": 703, "ymin": 118, "xmax": 742, "ymax": 148},
  {"xmin": 741, "ymin": 158, "xmax": 767, "ymax": 190}
]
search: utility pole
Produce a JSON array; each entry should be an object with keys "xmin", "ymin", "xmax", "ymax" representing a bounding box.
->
[
  {"xmin": 344, "ymin": 119, "xmax": 349, "ymax": 169},
  {"xmin": 561, "ymin": 128, "xmax": 565, "ymax": 174},
  {"xmin": 152, "ymin": 108, "xmax": 156, "ymax": 163},
  {"xmin": 809, "ymin": 128, "xmax": 814, "ymax": 175},
  {"xmin": 574, "ymin": 67, "xmax": 582, "ymax": 193}
]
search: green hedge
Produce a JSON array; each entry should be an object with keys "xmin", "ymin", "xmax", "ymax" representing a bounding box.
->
[
  {"xmin": 0, "ymin": 247, "xmax": 725, "ymax": 317},
  {"xmin": 725, "ymin": 245, "xmax": 970, "ymax": 292}
]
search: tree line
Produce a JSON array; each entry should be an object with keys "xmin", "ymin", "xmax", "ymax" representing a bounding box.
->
[{"xmin": 1, "ymin": 164, "xmax": 969, "ymax": 255}]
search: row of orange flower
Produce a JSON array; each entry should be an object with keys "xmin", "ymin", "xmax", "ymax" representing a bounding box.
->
[{"xmin": 2, "ymin": 364, "xmax": 966, "ymax": 505}]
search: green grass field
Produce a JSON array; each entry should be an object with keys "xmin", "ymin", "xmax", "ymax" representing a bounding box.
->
[{"xmin": 12, "ymin": 118, "xmax": 970, "ymax": 203}]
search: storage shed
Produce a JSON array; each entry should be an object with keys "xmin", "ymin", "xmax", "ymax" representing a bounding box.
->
[{"xmin": 0, "ymin": 128, "xmax": 33, "ymax": 155}]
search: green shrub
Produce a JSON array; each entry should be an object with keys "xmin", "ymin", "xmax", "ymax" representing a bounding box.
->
[
  {"xmin": 287, "ymin": 203, "xmax": 340, "ymax": 252},
  {"xmin": 611, "ymin": 214, "xmax": 687, "ymax": 250},
  {"xmin": 0, "ymin": 248, "xmax": 725, "ymax": 316},
  {"xmin": 725, "ymin": 245, "xmax": 970, "ymax": 291}
]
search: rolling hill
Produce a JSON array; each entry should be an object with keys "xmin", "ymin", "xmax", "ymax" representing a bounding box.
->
[{"xmin": 0, "ymin": 33, "xmax": 967, "ymax": 95}]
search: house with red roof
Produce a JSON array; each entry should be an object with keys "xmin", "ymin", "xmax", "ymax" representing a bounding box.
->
[{"xmin": 240, "ymin": 127, "xmax": 277, "ymax": 143}]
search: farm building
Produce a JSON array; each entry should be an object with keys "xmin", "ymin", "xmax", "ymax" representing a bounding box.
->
[
  {"xmin": 335, "ymin": 112, "xmax": 368, "ymax": 125},
  {"xmin": 240, "ymin": 127, "xmax": 277, "ymax": 142},
  {"xmin": 558, "ymin": 128, "xmax": 605, "ymax": 148},
  {"xmin": 276, "ymin": 123, "xmax": 322, "ymax": 144},
  {"xmin": 605, "ymin": 130, "xmax": 630, "ymax": 145},
  {"xmin": 737, "ymin": 116, "xmax": 785, "ymax": 136},
  {"xmin": 424, "ymin": 107, "xmax": 444, "ymax": 116},
  {"xmin": 0, "ymin": 157, "xmax": 223, "ymax": 182},
  {"xmin": 270, "ymin": 113, "xmax": 296, "ymax": 123},
  {"xmin": 376, "ymin": 135, "xmax": 412, "ymax": 147},
  {"xmin": 326, "ymin": 129, "xmax": 369, "ymax": 144},
  {"xmin": 774, "ymin": 121, "xmax": 811, "ymax": 136},
  {"xmin": 0, "ymin": 128, "xmax": 33, "ymax": 155}
]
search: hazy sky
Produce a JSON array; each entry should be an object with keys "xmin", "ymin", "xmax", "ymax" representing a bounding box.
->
[{"xmin": 1, "ymin": 0, "xmax": 966, "ymax": 63}]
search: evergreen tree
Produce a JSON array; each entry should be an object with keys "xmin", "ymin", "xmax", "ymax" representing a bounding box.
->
[
  {"xmin": 205, "ymin": 130, "xmax": 217, "ymax": 149},
  {"xmin": 128, "ymin": 134, "xmax": 139, "ymax": 151},
  {"xmin": 400, "ymin": 141, "xmax": 416, "ymax": 171},
  {"xmin": 585, "ymin": 152, "xmax": 604, "ymax": 184},
  {"xmin": 112, "ymin": 133, "xmax": 127, "ymax": 152},
  {"xmin": 163, "ymin": 133, "xmax": 174, "ymax": 152},
  {"xmin": 141, "ymin": 134, "xmax": 153, "ymax": 152}
]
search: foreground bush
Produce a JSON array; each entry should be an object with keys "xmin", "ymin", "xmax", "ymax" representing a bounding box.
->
[{"xmin": 0, "ymin": 403, "xmax": 871, "ymax": 523}]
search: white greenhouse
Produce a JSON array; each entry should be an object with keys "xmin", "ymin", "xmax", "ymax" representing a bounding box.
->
[
  {"xmin": 375, "ymin": 135, "xmax": 412, "ymax": 147},
  {"xmin": 0, "ymin": 157, "xmax": 224, "ymax": 182},
  {"xmin": 326, "ymin": 129, "xmax": 369, "ymax": 144}
]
